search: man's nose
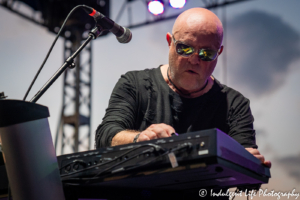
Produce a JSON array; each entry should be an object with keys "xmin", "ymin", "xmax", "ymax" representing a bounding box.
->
[{"xmin": 188, "ymin": 52, "xmax": 200, "ymax": 65}]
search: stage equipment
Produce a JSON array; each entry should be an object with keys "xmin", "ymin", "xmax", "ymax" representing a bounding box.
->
[
  {"xmin": 0, "ymin": 100, "xmax": 65, "ymax": 200},
  {"xmin": 58, "ymin": 129, "xmax": 271, "ymax": 200}
]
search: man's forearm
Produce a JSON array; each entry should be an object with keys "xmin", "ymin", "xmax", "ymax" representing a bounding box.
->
[{"xmin": 111, "ymin": 130, "xmax": 140, "ymax": 146}]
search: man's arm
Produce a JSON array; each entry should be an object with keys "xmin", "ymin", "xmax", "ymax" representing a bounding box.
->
[
  {"xmin": 225, "ymin": 89, "xmax": 271, "ymax": 168},
  {"xmin": 227, "ymin": 95, "xmax": 257, "ymax": 149},
  {"xmin": 111, "ymin": 124, "xmax": 175, "ymax": 146},
  {"xmin": 111, "ymin": 130, "xmax": 139, "ymax": 146},
  {"xmin": 95, "ymin": 72, "xmax": 138, "ymax": 148},
  {"xmin": 96, "ymin": 71, "xmax": 176, "ymax": 148}
]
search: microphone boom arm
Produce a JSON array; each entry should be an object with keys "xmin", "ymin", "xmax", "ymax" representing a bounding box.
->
[{"xmin": 30, "ymin": 26, "xmax": 102, "ymax": 103}]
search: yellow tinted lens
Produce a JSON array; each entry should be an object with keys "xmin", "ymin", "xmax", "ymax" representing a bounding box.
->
[
  {"xmin": 176, "ymin": 43, "xmax": 194, "ymax": 56},
  {"xmin": 199, "ymin": 49, "xmax": 218, "ymax": 61},
  {"xmin": 182, "ymin": 47, "xmax": 193, "ymax": 54}
]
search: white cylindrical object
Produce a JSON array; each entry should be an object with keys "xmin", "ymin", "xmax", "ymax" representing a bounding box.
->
[{"xmin": 0, "ymin": 100, "xmax": 65, "ymax": 200}]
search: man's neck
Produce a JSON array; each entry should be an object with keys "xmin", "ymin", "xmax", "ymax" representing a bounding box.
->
[{"xmin": 160, "ymin": 64, "xmax": 214, "ymax": 98}]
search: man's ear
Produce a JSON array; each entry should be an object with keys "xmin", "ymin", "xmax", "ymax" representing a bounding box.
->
[
  {"xmin": 166, "ymin": 32, "xmax": 172, "ymax": 47},
  {"xmin": 219, "ymin": 45, "xmax": 224, "ymax": 55}
]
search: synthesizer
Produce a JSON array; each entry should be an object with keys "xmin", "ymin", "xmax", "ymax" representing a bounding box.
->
[{"xmin": 58, "ymin": 128, "xmax": 270, "ymax": 193}]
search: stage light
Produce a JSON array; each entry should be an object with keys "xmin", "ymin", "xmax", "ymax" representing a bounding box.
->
[
  {"xmin": 169, "ymin": 0, "xmax": 186, "ymax": 9},
  {"xmin": 148, "ymin": 0, "xmax": 165, "ymax": 15}
]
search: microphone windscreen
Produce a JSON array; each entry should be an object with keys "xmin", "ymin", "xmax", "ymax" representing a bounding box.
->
[{"xmin": 117, "ymin": 27, "xmax": 132, "ymax": 44}]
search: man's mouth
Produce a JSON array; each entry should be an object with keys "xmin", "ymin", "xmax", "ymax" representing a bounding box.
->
[{"xmin": 187, "ymin": 70, "xmax": 197, "ymax": 74}]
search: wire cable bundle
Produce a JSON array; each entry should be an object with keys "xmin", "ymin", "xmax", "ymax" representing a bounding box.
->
[{"xmin": 60, "ymin": 142, "xmax": 193, "ymax": 184}]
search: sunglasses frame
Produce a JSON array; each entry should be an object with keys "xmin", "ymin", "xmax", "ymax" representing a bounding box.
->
[{"xmin": 172, "ymin": 34, "xmax": 221, "ymax": 62}]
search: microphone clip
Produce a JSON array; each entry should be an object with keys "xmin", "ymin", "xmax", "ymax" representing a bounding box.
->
[{"xmin": 89, "ymin": 26, "xmax": 104, "ymax": 39}]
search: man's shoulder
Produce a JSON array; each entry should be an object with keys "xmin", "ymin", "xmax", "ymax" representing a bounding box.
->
[
  {"xmin": 214, "ymin": 78, "xmax": 250, "ymax": 103},
  {"xmin": 120, "ymin": 67, "xmax": 161, "ymax": 85},
  {"xmin": 123, "ymin": 67, "xmax": 159, "ymax": 77}
]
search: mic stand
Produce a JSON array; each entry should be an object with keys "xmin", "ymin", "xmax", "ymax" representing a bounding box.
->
[{"xmin": 30, "ymin": 26, "xmax": 102, "ymax": 103}]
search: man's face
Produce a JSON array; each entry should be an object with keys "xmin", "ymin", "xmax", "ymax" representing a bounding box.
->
[{"xmin": 168, "ymin": 29, "xmax": 222, "ymax": 92}]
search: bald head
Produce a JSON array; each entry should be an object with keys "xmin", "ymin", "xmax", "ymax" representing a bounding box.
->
[{"xmin": 172, "ymin": 8, "xmax": 223, "ymax": 47}]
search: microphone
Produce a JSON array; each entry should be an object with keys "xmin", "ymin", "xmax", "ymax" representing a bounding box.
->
[{"xmin": 83, "ymin": 5, "xmax": 132, "ymax": 43}]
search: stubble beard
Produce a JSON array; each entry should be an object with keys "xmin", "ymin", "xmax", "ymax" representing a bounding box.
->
[
  {"xmin": 168, "ymin": 53, "xmax": 203, "ymax": 92},
  {"xmin": 169, "ymin": 64, "xmax": 203, "ymax": 93}
]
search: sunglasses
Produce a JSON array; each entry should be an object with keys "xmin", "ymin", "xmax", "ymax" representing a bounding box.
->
[{"xmin": 172, "ymin": 35, "xmax": 221, "ymax": 62}]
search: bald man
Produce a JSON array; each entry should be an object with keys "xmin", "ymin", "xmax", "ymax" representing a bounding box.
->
[{"xmin": 96, "ymin": 8, "xmax": 271, "ymax": 168}]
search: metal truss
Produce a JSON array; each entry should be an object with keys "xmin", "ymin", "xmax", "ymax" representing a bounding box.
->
[
  {"xmin": 0, "ymin": 0, "xmax": 47, "ymax": 31},
  {"xmin": 55, "ymin": 28, "xmax": 92, "ymax": 155}
]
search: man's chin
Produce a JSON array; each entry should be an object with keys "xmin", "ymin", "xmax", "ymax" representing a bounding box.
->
[{"xmin": 179, "ymin": 84, "xmax": 201, "ymax": 93}]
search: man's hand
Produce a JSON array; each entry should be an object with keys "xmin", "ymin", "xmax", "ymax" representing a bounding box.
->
[
  {"xmin": 246, "ymin": 148, "xmax": 271, "ymax": 168},
  {"xmin": 137, "ymin": 123, "xmax": 175, "ymax": 142},
  {"xmin": 111, "ymin": 124, "xmax": 175, "ymax": 146}
]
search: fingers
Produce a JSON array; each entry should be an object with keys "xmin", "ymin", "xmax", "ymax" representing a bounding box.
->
[
  {"xmin": 264, "ymin": 160, "xmax": 272, "ymax": 168},
  {"xmin": 137, "ymin": 123, "xmax": 175, "ymax": 142},
  {"xmin": 139, "ymin": 130, "xmax": 157, "ymax": 141},
  {"xmin": 151, "ymin": 123, "xmax": 175, "ymax": 138},
  {"xmin": 245, "ymin": 147, "xmax": 260, "ymax": 155},
  {"xmin": 245, "ymin": 148, "xmax": 271, "ymax": 168},
  {"xmin": 254, "ymin": 154, "xmax": 265, "ymax": 164}
]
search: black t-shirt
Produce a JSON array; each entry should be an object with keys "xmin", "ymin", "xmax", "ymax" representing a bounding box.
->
[
  {"xmin": 174, "ymin": 95, "xmax": 206, "ymax": 134},
  {"xmin": 95, "ymin": 66, "xmax": 257, "ymax": 149}
]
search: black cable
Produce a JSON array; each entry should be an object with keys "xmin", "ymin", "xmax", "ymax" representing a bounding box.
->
[
  {"xmin": 59, "ymin": 143, "xmax": 162, "ymax": 173},
  {"xmin": 64, "ymin": 142, "xmax": 192, "ymax": 182},
  {"xmin": 22, "ymin": 5, "xmax": 85, "ymax": 101},
  {"xmin": 62, "ymin": 148, "xmax": 157, "ymax": 182},
  {"xmin": 60, "ymin": 143, "xmax": 165, "ymax": 178},
  {"xmin": 123, "ymin": 142, "xmax": 191, "ymax": 172},
  {"xmin": 88, "ymin": 147, "xmax": 157, "ymax": 180},
  {"xmin": 90, "ymin": 143, "xmax": 169, "ymax": 178},
  {"xmin": 88, "ymin": 142, "xmax": 190, "ymax": 181}
]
